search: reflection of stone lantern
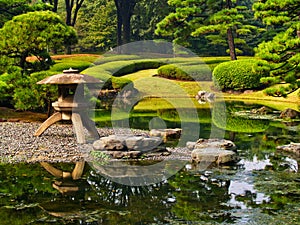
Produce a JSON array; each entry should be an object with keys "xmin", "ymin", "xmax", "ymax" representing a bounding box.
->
[{"xmin": 34, "ymin": 68, "xmax": 102, "ymax": 144}]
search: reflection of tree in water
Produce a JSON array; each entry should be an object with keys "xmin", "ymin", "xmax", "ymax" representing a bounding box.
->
[
  {"xmin": 86, "ymin": 170, "xmax": 175, "ymax": 223},
  {"xmin": 212, "ymin": 101, "xmax": 270, "ymax": 133},
  {"xmin": 167, "ymin": 168, "xmax": 235, "ymax": 223}
]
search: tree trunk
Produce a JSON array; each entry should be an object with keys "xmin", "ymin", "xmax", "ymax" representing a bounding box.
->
[
  {"xmin": 52, "ymin": 0, "xmax": 58, "ymax": 12},
  {"xmin": 227, "ymin": 28, "xmax": 237, "ymax": 60},
  {"xmin": 65, "ymin": 0, "xmax": 73, "ymax": 26},
  {"xmin": 122, "ymin": 12, "xmax": 131, "ymax": 44},
  {"xmin": 19, "ymin": 52, "xmax": 28, "ymax": 70},
  {"xmin": 226, "ymin": 0, "xmax": 237, "ymax": 60},
  {"xmin": 65, "ymin": 0, "xmax": 85, "ymax": 54},
  {"xmin": 71, "ymin": 0, "xmax": 84, "ymax": 26},
  {"xmin": 115, "ymin": 0, "xmax": 122, "ymax": 52},
  {"xmin": 114, "ymin": 0, "xmax": 137, "ymax": 50}
]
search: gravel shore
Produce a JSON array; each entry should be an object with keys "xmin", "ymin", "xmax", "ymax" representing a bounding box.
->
[
  {"xmin": 0, "ymin": 122, "xmax": 143, "ymax": 163},
  {"xmin": 0, "ymin": 122, "xmax": 191, "ymax": 163}
]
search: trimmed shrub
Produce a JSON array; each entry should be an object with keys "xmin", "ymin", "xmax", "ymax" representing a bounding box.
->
[
  {"xmin": 157, "ymin": 65, "xmax": 186, "ymax": 80},
  {"xmin": 12, "ymin": 70, "xmax": 58, "ymax": 111},
  {"xmin": 212, "ymin": 59, "xmax": 270, "ymax": 91},
  {"xmin": 111, "ymin": 77, "xmax": 133, "ymax": 90},
  {"xmin": 157, "ymin": 64, "xmax": 211, "ymax": 81},
  {"xmin": 50, "ymin": 60, "xmax": 93, "ymax": 72}
]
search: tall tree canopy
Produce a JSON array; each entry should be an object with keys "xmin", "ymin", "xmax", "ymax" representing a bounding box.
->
[
  {"xmin": 253, "ymin": 0, "xmax": 300, "ymax": 96},
  {"xmin": 75, "ymin": 0, "xmax": 116, "ymax": 52},
  {"xmin": 131, "ymin": 0, "xmax": 171, "ymax": 41},
  {"xmin": 0, "ymin": 10, "xmax": 77, "ymax": 70},
  {"xmin": 0, "ymin": 0, "xmax": 50, "ymax": 27},
  {"xmin": 156, "ymin": 0, "xmax": 258, "ymax": 59}
]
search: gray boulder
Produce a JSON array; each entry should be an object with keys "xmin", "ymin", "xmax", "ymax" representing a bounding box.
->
[
  {"xmin": 187, "ymin": 138, "xmax": 238, "ymax": 165},
  {"xmin": 187, "ymin": 138, "xmax": 236, "ymax": 151},
  {"xmin": 93, "ymin": 135, "xmax": 163, "ymax": 152},
  {"xmin": 195, "ymin": 91, "xmax": 215, "ymax": 103},
  {"xmin": 93, "ymin": 135, "xmax": 126, "ymax": 151},
  {"xmin": 149, "ymin": 128, "xmax": 182, "ymax": 142},
  {"xmin": 191, "ymin": 148, "xmax": 238, "ymax": 164},
  {"xmin": 277, "ymin": 142, "xmax": 300, "ymax": 155},
  {"xmin": 280, "ymin": 108, "xmax": 300, "ymax": 119}
]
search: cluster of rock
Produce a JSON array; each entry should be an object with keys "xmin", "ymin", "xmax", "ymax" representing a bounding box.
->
[
  {"xmin": 91, "ymin": 127, "xmax": 239, "ymax": 166},
  {"xmin": 92, "ymin": 134, "xmax": 168, "ymax": 159},
  {"xmin": 195, "ymin": 91, "xmax": 215, "ymax": 104},
  {"xmin": 250, "ymin": 106, "xmax": 300, "ymax": 119}
]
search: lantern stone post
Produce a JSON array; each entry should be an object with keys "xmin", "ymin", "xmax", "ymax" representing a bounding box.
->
[{"xmin": 34, "ymin": 68, "xmax": 102, "ymax": 144}]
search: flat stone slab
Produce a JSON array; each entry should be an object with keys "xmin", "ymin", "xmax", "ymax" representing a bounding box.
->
[
  {"xmin": 149, "ymin": 128, "xmax": 182, "ymax": 142},
  {"xmin": 187, "ymin": 138, "xmax": 238, "ymax": 165},
  {"xmin": 187, "ymin": 138, "xmax": 237, "ymax": 151},
  {"xmin": 277, "ymin": 142, "xmax": 300, "ymax": 155},
  {"xmin": 191, "ymin": 148, "xmax": 238, "ymax": 165}
]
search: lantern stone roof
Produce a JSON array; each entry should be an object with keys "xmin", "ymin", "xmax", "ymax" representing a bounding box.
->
[{"xmin": 37, "ymin": 68, "xmax": 102, "ymax": 84}]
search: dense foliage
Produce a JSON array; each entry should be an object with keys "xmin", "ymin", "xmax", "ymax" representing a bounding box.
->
[
  {"xmin": 0, "ymin": 0, "xmax": 299, "ymax": 111},
  {"xmin": 0, "ymin": 11, "xmax": 77, "ymax": 70},
  {"xmin": 253, "ymin": 0, "xmax": 300, "ymax": 97},
  {"xmin": 155, "ymin": 0, "xmax": 260, "ymax": 58},
  {"xmin": 0, "ymin": 68, "xmax": 58, "ymax": 110},
  {"xmin": 212, "ymin": 59, "xmax": 270, "ymax": 91}
]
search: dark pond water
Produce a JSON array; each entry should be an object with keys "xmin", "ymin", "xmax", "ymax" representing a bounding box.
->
[{"xmin": 1, "ymin": 100, "xmax": 300, "ymax": 224}]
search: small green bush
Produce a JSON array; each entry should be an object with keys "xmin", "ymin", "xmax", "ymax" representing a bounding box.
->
[
  {"xmin": 264, "ymin": 87, "xmax": 287, "ymax": 97},
  {"xmin": 13, "ymin": 70, "xmax": 58, "ymax": 111},
  {"xmin": 157, "ymin": 65, "xmax": 186, "ymax": 80},
  {"xmin": 260, "ymin": 76, "xmax": 281, "ymax": 86},
  {"xmin": 111, "ymin": 77, "xmax": 133, "ymax": 90},
  {"xmin": 212, "ymin": 59, "xmax": 270, "ymax": 91},
  {"xmin": 157, "ymin": 64, "xmax": 211, "ymax": 81},
  {"xmin": 50, "ymin": 60, "xmax": 93, "ymax": 72}
]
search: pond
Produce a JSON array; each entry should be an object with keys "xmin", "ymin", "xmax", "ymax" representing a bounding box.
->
[{"xmin": 0, "ymin": 100, "xmax": 300, "ymax": 224}]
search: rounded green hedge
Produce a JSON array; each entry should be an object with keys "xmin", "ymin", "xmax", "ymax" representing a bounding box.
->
[
  {"xmin": 157, "ymin": 64, "xmax": 211, "ymax": 81},
  {"xmin": 212, "ymin": 59, "xmax": 270, "ymax": 91},
  {"xmin": 50, "ymin": 61, "xmax": 93, "ymax": 72}
]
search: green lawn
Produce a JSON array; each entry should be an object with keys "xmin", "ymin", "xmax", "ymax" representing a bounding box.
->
[{"xmin": 57, "ymin": 54, "xmax": 299, "ymax": 110}]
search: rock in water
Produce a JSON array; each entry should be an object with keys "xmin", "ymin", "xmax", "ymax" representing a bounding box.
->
[
  {"xmin": 187, "ymin": 138, "xmax": 238, "ymax": 165},
  {"xmin": 187, "ymin": 139, "xmax": 237, "ymax": 151},
  {"xmin": 277, "ymin": 142, "xmax": 300, "ymax": 155},
  {"xmin": 191, "ymin": 148, "xmax": 238, "ymax": 164},
  {"xmin": 280, "ymin": 108, "xmax": 300, "ymax": 119}
]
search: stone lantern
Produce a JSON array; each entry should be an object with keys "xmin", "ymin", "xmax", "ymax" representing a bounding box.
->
[{"xmin": 34, "ymin": 68, "xmax": 102, "ymax": 144}]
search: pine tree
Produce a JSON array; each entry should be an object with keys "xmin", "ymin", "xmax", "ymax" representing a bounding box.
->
[
  {"xmin": 156, "ymin": 0, "xmax": 258, "ymax": 59},
  {"xmin": 253, "ymin": 0, "xmax": 300, "ymax": 97}
]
